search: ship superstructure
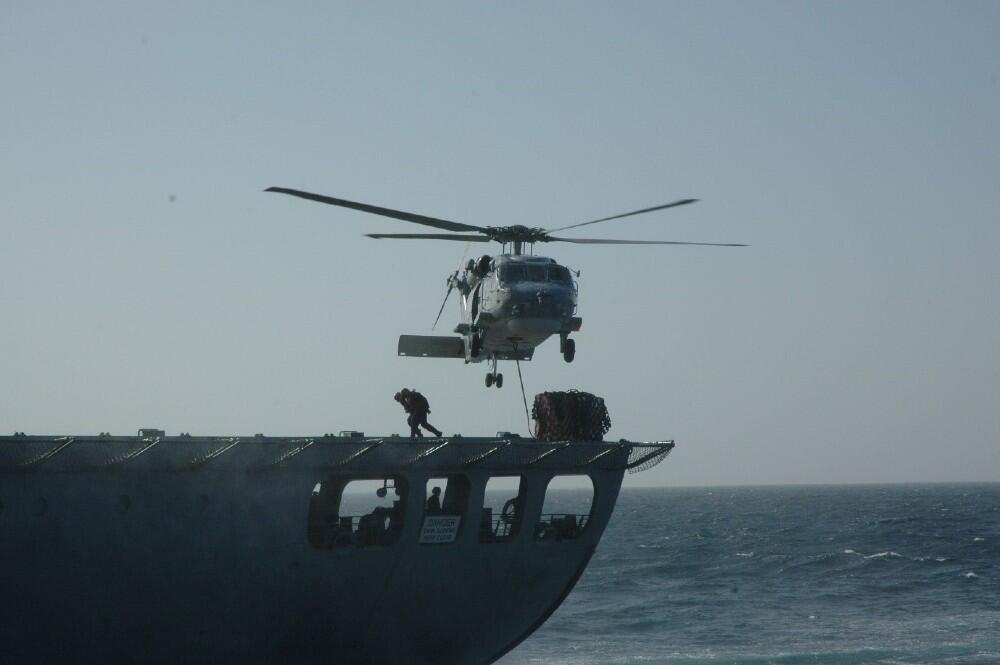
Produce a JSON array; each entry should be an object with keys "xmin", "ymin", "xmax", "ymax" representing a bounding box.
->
[{"xmin": 1, "ymin": 432, "xmax": 672, "ymax": 665}]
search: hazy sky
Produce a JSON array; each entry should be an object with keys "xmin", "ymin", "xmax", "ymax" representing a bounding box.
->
[{"xmin": 2, "ymin": 2, "xmax": 998, "ymax": 486}]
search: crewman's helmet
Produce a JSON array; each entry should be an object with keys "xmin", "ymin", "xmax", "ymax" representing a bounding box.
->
[{"xmin": 393, "ymin": 392, "xmax": 402, "ymax": 402}]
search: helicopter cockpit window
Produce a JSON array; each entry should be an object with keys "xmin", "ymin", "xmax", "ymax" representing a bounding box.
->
[
  {"xmin": 547, "ymin": 266, "xmax": 572, "ymax": 284},
  {"xmin": 499, "ymin": 265, "xmax": 526, "ymax": 283},
  {"xmin": 501, "ymin": 264, "xmax": 570, "ymax": 284},
  {"xmin": 526, "ymin": 265, "xmax": 547, "ymax": 282}
]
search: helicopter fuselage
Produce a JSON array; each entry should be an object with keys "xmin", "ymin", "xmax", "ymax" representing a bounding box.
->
[{"xmin": 454, "ymin": 254, "xmax": 581, "ymax": 364}]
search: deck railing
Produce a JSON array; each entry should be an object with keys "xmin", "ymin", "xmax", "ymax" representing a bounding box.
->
[
  {"xmin": 535, "ymin": 513, "xmax": 590, "ymax": 541},
  {"xmin": 308, "ymin": 513, "xmax": 402, "ymax": 549}
]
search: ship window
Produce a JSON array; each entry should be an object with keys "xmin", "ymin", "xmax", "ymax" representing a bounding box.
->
[
  {"xmin": 424, "ymin": 476, "xmax": 469, "ymax": 516},
  {"xmin": 420, "ymin": 476, "xmax": 469, "ymax": 545},
  {"xmin": 480, "ymin": 475, "xmax": 527, "ymax": 543},
  {"xmin": 306, "ymin": 476, "xmax": 407, "ymax": 549},
  {"xmin": 535, "ymin": 475, "xmax": 594, "ymax": 541}
]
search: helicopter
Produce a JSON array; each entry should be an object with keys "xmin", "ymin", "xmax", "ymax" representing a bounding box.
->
[{"xmin": 266, "ymin": 187, "xmax": 745, "ymax": 388}]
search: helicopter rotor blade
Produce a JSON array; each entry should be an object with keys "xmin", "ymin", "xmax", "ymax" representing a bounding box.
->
[
  {"xmin": 432, "ymin": 282, "xmax": 454, "ymax": 331},
  {"xmin": 544, "ymin": 199, "xmax": 698, "ymax": 233},
  {"xmin": 457, "ymin": 242, "xmax": 472, "ymax": 270},
  {"xmin": 365, "ymin": 233, "xmax": 490, "ymax": 241},
  {"xmin": 546, "ymin": 236, "xmax": 747, "ymax": 246},
  {"xmin": 433, "ymin": 243, "xmax": 473, "ymax": 330},
  {"xmin": 265, "ymin": 187, "xmax": 488, "ymax": 234}
]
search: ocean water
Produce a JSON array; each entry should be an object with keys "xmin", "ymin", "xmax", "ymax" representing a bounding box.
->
[{"xmin": 499, "ymin": 484, "xmax": 1000, "ymax": 665}]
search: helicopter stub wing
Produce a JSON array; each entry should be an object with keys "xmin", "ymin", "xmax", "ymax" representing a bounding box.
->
[{"xmin": 398, "ymin": 335, "xmax": 465, "ymax": 359}]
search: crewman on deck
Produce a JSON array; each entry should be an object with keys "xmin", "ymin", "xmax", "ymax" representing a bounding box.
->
[{"xmin": 394, "ymin": 388, "xmax": 443, "ymax": 439}]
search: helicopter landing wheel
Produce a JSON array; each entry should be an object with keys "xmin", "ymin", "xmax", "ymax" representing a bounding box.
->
[
  {"xmin": 495, "ymin": 373, "xmax": 503, "ymax": 388},
  {"xmin": 485, "ymin": 373, "xmax": 494, "ymax": 388},
  {"xmin": 562, "ymin": 338, "xmax": 576, "ymax": 363}
]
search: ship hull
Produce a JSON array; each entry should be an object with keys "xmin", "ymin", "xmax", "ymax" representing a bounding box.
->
[{"xmin": 0, "ymin": 435, "xmax": 671, "ymax": 664}]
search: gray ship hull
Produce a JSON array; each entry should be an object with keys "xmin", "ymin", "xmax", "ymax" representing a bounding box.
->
[{"xmin": 0, "ymin": 434, "xmax": 672, "ymax": 664}]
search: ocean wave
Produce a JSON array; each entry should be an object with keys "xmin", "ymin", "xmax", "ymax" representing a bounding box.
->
[
  {"xmin": 873, "ymin": 515, "xmax": 923, "ymax": 525},
  {"xmin": 864, "ymin": 551, "xmax": 904, "ymax": 560}
]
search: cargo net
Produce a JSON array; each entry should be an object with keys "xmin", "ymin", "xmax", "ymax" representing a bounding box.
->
[
  {"xmin": 532, "ymin": 390, "xmax": 611, "ymax": 442},
  {"xmin": 626, "ymin": 445, "xmax": 674, "ymax": 474}
]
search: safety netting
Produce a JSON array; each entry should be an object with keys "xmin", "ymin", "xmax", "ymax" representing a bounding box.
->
[{"xmin": 625, "ymin": 444, "xmax": 674, "ymax": 474}]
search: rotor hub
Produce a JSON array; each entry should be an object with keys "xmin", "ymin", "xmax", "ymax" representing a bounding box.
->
[{"xmin": 485, "ymin": 225, "xmax": 550, "ymax": 245}]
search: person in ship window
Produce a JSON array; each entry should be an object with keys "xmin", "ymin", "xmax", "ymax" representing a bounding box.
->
[
  {"xmin": 427, "ymin": 486, "xmax": 442, "ymax": 514},
  {"xmin": 394, "ymin": 388, "xmax": 443, "ymax": 439}
]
